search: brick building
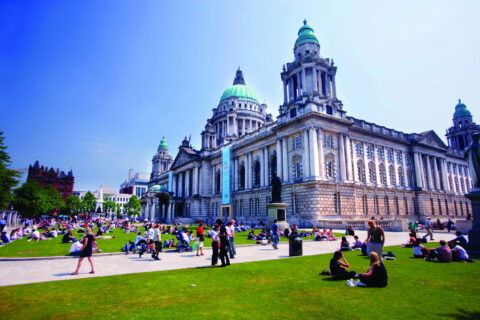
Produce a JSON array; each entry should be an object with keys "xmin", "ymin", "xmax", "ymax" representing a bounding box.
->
[{"xmin": 27, "ymin": 161, "xmax": 74, "ymax": 201}]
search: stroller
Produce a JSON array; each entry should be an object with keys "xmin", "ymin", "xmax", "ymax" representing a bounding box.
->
[{"xmin": 175, "ymin": 233, "xmax": 193, "ymax": 253}]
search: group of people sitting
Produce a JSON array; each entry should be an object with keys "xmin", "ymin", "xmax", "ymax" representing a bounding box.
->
[
  {"xmin": 313, "ymin": 227, "xmax": 337, "ymax": 241},
  {"xmin": 410, "ymin": 231, "xmax": 472, "ymax": 263}
]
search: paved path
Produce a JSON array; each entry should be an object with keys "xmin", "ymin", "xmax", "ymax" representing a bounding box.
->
[{"xmin": 0, "ymin": 230, "xmax": 457, "ymax": 287}]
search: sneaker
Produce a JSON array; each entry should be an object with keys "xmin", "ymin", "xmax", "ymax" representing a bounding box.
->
[{"xmin": 346, "ymin": 280, "xmax": 354, "ymax": 287}]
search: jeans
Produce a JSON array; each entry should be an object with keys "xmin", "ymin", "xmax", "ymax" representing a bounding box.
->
[
  {"xmin": 272, "ymin": 234, "xmax": 280, "ymax": 248},
  {"xmin": 228, "ymin": 236, "xmax": 235, "ymax": 258}
]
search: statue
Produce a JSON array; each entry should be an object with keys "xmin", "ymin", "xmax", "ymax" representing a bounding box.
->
[
  {"xmin": 466, "ymin": 133, "xmax": 480, "ymax": 192},
  {"xmin": 271, "ymin": 175, "xmax": 282, "ymax": 202}
]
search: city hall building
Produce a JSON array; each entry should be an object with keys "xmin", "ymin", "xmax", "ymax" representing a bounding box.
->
[{"xmin": 140, "ymin": 21, "xmax": 476, "ymax": 227}]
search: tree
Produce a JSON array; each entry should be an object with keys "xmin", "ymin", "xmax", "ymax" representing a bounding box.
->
[
  {"xmin": 0, "ymin": 131, "xmax": 21, "ymax": 209},
  {"xmin": 43, "ymin": 185, "xmax": 65, "ymax": 213},
  {"xmin": 103, "ymin": 200, "xmax": 116, "ymax": 214},
  {"xmin": 13, "ymin": 180, "xmax": 48, "ymax": 218},
  {"xmin": 66, "ymin": 194, "xmax": 82, "ymax": 214},
  {"xmin": 82, "ymin": 191, "xmax": 96, "ymax": 213},
  {"xmin": 125, "ymin": 195, "xmax": 141, "ymax": 216}
]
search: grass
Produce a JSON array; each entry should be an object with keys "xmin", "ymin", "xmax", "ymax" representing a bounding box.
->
[
  {"xmin": 0, "ymin": 243, "xmax": 478, "ymax": 319},
  {"xmin": 0, "ymin": 226, "xmax": 343, "ymax": 257}
]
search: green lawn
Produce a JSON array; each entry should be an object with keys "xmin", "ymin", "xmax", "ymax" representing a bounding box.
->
[
  {"xmin": 0, "ymin": 243, "xmax": 478, "ymax": 319},
  {"xmin": 0, "ymin": 226, "xmax": 342, "ymax": 257}
]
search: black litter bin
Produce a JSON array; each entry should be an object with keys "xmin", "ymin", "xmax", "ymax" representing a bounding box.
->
[{"xmin": 289, "ymin": 235, "xmax": 303, "ymax": 256}]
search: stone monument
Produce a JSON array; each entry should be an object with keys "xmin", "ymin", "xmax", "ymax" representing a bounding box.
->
[
  {"xmin": 266, "ymin": 175, "xmax": 290, "ymax": 230},
  {"xmin": 466, "ymin": 133, "xmax": 480, "ymax": 258}
]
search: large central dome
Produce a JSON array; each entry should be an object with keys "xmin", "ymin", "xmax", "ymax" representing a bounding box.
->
[{"xmin": 219, "ymin": 68, "xmax": 259, "ymax": 104}]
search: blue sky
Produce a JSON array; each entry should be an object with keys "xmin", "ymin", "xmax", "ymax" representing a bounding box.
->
[{"xmin": 1, "ymin": 0, "xmax": 479, "ymax": 192}]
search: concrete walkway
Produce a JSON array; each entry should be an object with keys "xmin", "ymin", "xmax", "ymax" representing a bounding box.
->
[{"xmin": 0, "ymin": 230, "xmax": 457, "ymax": 287}]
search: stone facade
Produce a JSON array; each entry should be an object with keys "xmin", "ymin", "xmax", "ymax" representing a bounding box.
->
[{"xmin": 141, "ymin": 21, "xmax": 473, "ymax": 226}]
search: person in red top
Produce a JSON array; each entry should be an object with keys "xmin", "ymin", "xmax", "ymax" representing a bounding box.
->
[{"xmin": 196, "ymin": 221, "xmax": 205, "ymax": 256}]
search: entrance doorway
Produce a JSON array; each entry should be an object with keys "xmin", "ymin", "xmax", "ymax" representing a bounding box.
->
[{"xmin": 220, "ymin": 205, "xmax": 232, "ymax": 221}]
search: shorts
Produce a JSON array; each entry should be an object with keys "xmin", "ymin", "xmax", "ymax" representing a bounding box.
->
[
  {"xmin": 197, "ymin": 241, "xmax": 204, "ymax": 249},
  {"xmin": 148, "ymin": 239, "xmax": 154, "ymax": 245}
]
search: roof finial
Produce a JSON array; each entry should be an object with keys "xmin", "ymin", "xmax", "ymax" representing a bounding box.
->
[
  {"xmin": 233, "ymin": 67, "xmax": 245, "ymax": 85},
  {"xmin": 303, "ymin": 19, "xmax": 307, "ymax": 25},
  {"xmin": 458, "ymin": 98, "xmax": 462, "ymax": 104}
]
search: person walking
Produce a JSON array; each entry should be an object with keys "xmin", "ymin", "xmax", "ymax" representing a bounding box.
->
[
  {"xmin": 218, "ymin": 219, "xmax": 231, "ymax": 267},
  {"xmin": 226, "ymin": 220, "xmax": 235, "ymax": 259},
  {"xmin": 272, "ymin": 219, "xmax": 279, "ymax": 250},
  {"xmin": 366, "ymin": 220, "xmax": 385, "ymax": 260},
  {"xmin": 211, "ymin": 224, "xmax": 219, "ymax": 266},
  {"xmin": 71, "ymin": 227, "xmax": 95, "ymax": 275},
  {"xmin": 425, "ymin": 217, "xmax": 434, "ymax": 240},
  {"xmin": 152, "ymin": 224, "xmax": 162, "ymax": 260},
  {"xmin": 196, "ymin": 221, "xmax": 205, "ymax": 256}
]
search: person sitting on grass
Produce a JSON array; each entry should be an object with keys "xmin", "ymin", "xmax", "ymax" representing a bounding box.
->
[
  {"xmin": 49, "ymin": 229, "xmax": 58, "ymax": 238},
  {"xmin": 283, "ymin": 228, "xmax": 290, "ymax": 239},
  {"xmin": 449, "ymin": 242, "xmax": 473, "ymax": 262},
  {"xmin": 351, "ymin": 236, "xmax": 362, "ymax": 250},
  {"xmin": 412, "ymin": 239, "xmax": 426, "ymax": 258},
  {"xmin": 69, "ymin": 239, "xmax": 83, "ymax": 256},
  {"xmin": 401, "ymin": 232, "xmax": 417, "ymax": 248},
  {"xmin": 62, "ymin": 230, "xmax": 76, "ymax": 243},
  {"xmin": 449, "ymin": 231, "xmax": 468, "ymax": 248},
  {"xmin": 340, "ymin": 236, "xmax": 351, "ymax": 251},
  {"xmin": 247, "ymin": 229, "xmax": 255, "ymax": 240},
  {"xmin": 345, "ymin": 226, "xmax": 355, "ymax": 236},
  {"xmin": 1, "ymin": 231, "xmax": 10, "ymax": 244},
  {"xmin": 326, "ymin": 229, "xmax": 337, "ymax": 241},
  {"xmin": 330, "ymin": 251, "xmax": 356, "ymax": 280},
  {"xmin": 424, "ymin": 240, "xmax": 452, "ymax": 262},
  {"xmin": 314, "ymin": 229, "xmax": 322, "ymax": 241},
  {"xmin": 350, "ymin": 252, "xmax": 388, "ymax": 288}
]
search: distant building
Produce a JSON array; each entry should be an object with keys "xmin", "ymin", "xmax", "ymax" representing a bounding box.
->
[
  {"xmin": 119, "ymin": 169, "xmax": 149, "ymax": 198},
  {"xmin": 74, "ymin": 185, "xmax": 132, "ymax": 214},
  {"xmin": 446, "ymin": 99, "xmax": 480, "ymax": 152},
  {"xmin": 27, "ymin": 160, "xmax": 74, "ymax": 201}
]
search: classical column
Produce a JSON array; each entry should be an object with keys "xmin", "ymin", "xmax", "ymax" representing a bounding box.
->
[
  {"xmin": 318, "ymin": 129, "xmax": 325, "ymax": 179},
  {"xmin": 339, "ymin": 133, "xmax": 346, "ymax": 182},
  {"xmin": 178, "ymin": 172, "xmax": 183, "ymax": 197},
  {"xmin": 345, "ymin": 135, "xmax": 353, "ymax": 181},
  {"xmin": 234, "ymin": 159, "xmax": 239, "ymax": 191},
  {"xmin": 373, "ymin": 145, "xmax": 379, "ymax": 185},
  {"xmin": 310, "ymin": 127, "xmax": 319, "ymax": 178},
  {"xmin": 150, "ymin": 200, "xmax": 156, "ymax": 221},
  {"xmin": 326, "ymin": 74, "xmax": 331, "ymax": 97},
  {"xmin": 212, "ymin": 165, "xmax": 216, "ymax": 195},
  {"xmin": 296, "ymin": 72, "xmax": 302, "ymax": 96},
  {"xmin": 440, "ymin": 159, "xmax": 449, "ymax": 192},
  {"xmin": 383, "ymin": 147, "xmax": 389, "ymax": 187},
  {"xmin": 145, "ymin": 201, "xmax": 150, "ymax": 220},
  {"xmin": 425, "ymin": 156, "xmax": 434, "ymax": 191},
  {"xmin": 332, "ymin": 76, "xmax": 337, "ymax": 98},
  {"xmin": 283, "ymin": 80, "xmax": 287, "ymax": 104},
  {"xmin": 312, "ymin": 68, "xmax": 318, "ymax": 93},
  {"xmin": 301, "ymin": 68, "xmax": 307, "ymax": 94},
  {"xmin": 193, "ymin": 167, "xmax": 198, "ymax": 194},
  {"xmin": 402, "ymin": 152, "xmax": 408, "ymax": 188},
  {"xmin": 260, "ymin": 148, "xmax": 265, "ymax": 186},
  {"xmin": 242, "ymin": 119, "xmax": 246, "ymax": 135},
  {"xmin": 319, "ymin": 71, "xmax": 324, "ymax": 96},
  {"xmin": 352, "ymin": 140, "xmax": 358, "ymax": 182},
  {"xmin": 413, "ymin": 153, "xmax": 422, "ymax": 189},
  {"xmin": 289, "ymin": 79, "xmax": 294, "ymax": 102},
  {"xmin": 185, "ymin": 170, "xmax": 190, "ymax": 197},
  {"xmin": 172, "ymin": 174, "xmax": 177, "ymax": 196},
  {"xmin": 432, "ymin": 157, "xmax": 440, "ymax": 191},
  {"xmin": 247, "ymin": 153, "xmax": 252, "ymax": 189},
  {"xmin": 363, "ymin": 143, "xmax": 369, "ymax": 184},
  {"xmin": 303, "ymin": 130, "xmax": 310, "ymax": 178},
  {"xmin": 282, "ymin": 137, "xmax": 289, "ymax": 182},
  {"xmin": 393, "ymin": 149, "xmax": 398, "ymax": 187},
  {"xmin": 264, "ymin": 148, "xmax": 269, "ymax": 185},
  {"xmin": 276, "ymin": 139, "xmax": 283, "ymax": 181}
]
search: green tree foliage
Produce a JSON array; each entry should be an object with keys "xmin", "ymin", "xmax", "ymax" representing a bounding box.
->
[
  {"xmin": 103, "ymin": 200, "xmax": 116, "ymax": 214},
  {"xmin": 81, "ymin": 191, "xmax": 96, "ymax": 213},
  {"xmin": 125, "ymin": 195, "xmax": 141, "ymax": 216},
  {"xmin": 13, "ymin": 180, "xmax": 64, "ymax": 218},
  {"xmin": 65, "ymin": 194, "xmax": 82, "ymax": 214},
  {"xmin": 0, "ymin": 131, "xmax": 21, "ymax": 209}
]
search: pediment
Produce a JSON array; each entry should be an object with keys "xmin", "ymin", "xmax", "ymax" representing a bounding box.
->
[
  {"xmin": 171, "ymin": 148, "xmax": 198, "ymax": 169},
  {"xmin": 416, "ymin": 131, "xmax": 448, "ymax": 150}
]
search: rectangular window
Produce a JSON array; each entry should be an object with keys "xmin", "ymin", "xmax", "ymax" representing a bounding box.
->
[
  {"xmin": 367, "ymin": 145, "xmax": 374, "ymax": 157},
  {"xmin": 334, "ymin": 193, "xmax": 341, "ymax": 215},
  {"xmin": 404, "ymin": 198, "xmax": 409, "ymax": 215},
  {"xmin": 363, "ymin": 195, "xmax": 368, "ymax": 215},
  {"xmin": 395, "ymin": 197, "xmax": 400, "ymax": 215},
  {"xmin": 355, "ymin": 143, "xmax": 363, "ymax": 155},
  {"xmin": 397, "ymin": 151, "xmax": 403, "ymax": 163},
  {"xmin": 294, "ymin": 161, "xmax": 303, "ymax": 180},
  {"xmin": 431, "ymin": 199, "xmax": 435, "ymax": 215},
  {"xmin": 326, "ymin": 159, "xmax": 335, "ymax": 179},
  {"xmin": 294, "ymin": 135, "xmax": 302, "ymax": 149},
  {"xmin": 454, "ymin": 200, "xmax": 458, "ymax": 216},
  {"xmin": 385, "ymin": 197, "xmax": 390, "ymax": 215},
  {"xmin": 460, "ymin": 202, "xmax": 464, "ymax": 216},
  {"xmin": 325, "ymin": 134, "xmax": 334, "ymax": 148},
  {"xmin": 374, "ymin": 196, "xmax": 379, "ymax": 215},
  {"xmin": 438, "ymin": 199, "xmax": 442, "ymax": 215},
  {"xmin": 445, "ymin": 199, "xmax": 449, "ymax": 216},
  {"xmin": 387, "ymin": 149, "xmax": 394, "ymax": 161},
  {"xmin": 377, "ymin": 146, "xmax": 384, "ymax": 160}
]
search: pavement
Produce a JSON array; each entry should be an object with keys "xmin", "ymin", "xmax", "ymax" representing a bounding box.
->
[{"xmin": 0, "ymin": 229, "xmax": 458, "ymax": 287}]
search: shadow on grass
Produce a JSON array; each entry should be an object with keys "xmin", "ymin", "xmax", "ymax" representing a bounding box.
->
[{"xmin": 438, "ymin": 309, "xmax": 480, "ymax": 320}]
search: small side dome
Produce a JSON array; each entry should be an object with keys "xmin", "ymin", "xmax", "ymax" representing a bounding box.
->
[
  {"xmin": 158, "ymin": 137, "xmax": 168, "ymax": 151},
  {"xmin": 294, "ymin": 20, "xmax": 319, "ymax": 49},
  {"xmin": 453, "ymin": 99, "xmax": 472, "ymax": 119}
]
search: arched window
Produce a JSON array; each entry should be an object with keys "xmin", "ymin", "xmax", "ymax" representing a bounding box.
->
[
  {"xmin": 325, "ymin": 156, "xmax": 335, "ymax": 180},
  {"xmin": 215, "ymin": 170, "xmax": 221, "ymax": 194},
  {"xmin": 254, "ymin": 161, "xmax": 261, "ymax": 186},
  {"xmin": 368, "ymin": 162, "xmax": 376, "ymax": 183},
  {"xmin": 379, "ymin": 164, "xmax": 386, "ymax": 185},
  {"xmin": 357, "ymin": 160, "xmax": 365, "ymax": 182},
  {"xmin": 407, "ymin": 169, "xmax": 413, "ymax": 188},
  {"xmin": 239, "ymin": 164, "xmax": 245, "ymax": 189},
  {"xmin": 389, "ymin": 165, "xmax": 396, "ymax": 186},
  {"xmin": 398, "ymin": 167, "xmax": 405, "ymax": 186}
]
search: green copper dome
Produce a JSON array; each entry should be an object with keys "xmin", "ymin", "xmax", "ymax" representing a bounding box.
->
[
  {"xmin": 294, "ymin": 20, "xmax": 319, "ymax": 48},
  {"xmin": 158, "ymin": 138, "xmax": 168, "ymax": 151},
  {"xmin": 453, "ymin": 99, "xmax": 472, "ymax": 119},
  {"xmin": 219, "ymin": 68, "xmax": 259, "ymax": 104}
]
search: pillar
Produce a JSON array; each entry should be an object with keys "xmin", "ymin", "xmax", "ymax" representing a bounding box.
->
[
  {"xmin": 264, "ymin": 148, "xmax": 269, "ymax": 185},
  {"xmin": 363, "ymin": 143, "xmax": 369, "ymax": 184},
  {"xmin": 310, "ymin": 127, "xmax": 319, "ymax": 178},
  {"xmin": 301, "ymin": 68, "xmax": 307, "ymax": 94},
  {"xmin": 212, "ymin": 165, "xmax": 216, "ymax": 195},
  {"xmin": 282, "ymin": 137, "xmax": 289, "ymax": 182},
  {"xmin": 373, "ymin": 145, "xmax": 379, "ymax": 185},
  {"xmin": 185, "ymin": 170, "xmax": 190, "ymax": 197},
  {"xmin": 318, "ymin": 129, "xmax": 325, "ymax": 179},
  {"xmin": 402, "ymin": 152, "xmax": 408, "ymax": 188},
  {"xmin": 260, "ymin": 148, "xmax": 265, "ymax": 186},
  {"xmin": 319, "ymin": 71, "xmax": 324, "ymax": 96},
  {"xmin": 346, "ymin": 135, "xmax": 353, "ymax": 181},
  {"xmin": 283, "ymin": 80, "xmax": 287, "ymax": 104},
  {"xmin": 303, "ymin": 130, "xmax": 310, "ymax": 178},
  {"xmin": 413, "ymin": 153, "xmax": 423, "ymax": 189},
  {"xmin": 425, "ymin": 156, "xmax": 434, "ymax": 191},
  {"xmin": 432, "ymin": 157, "xmax": 440, "ymax": 191},
  {"xmin": 339, "ymin": 133, "xmax": 347, "ymax": 182},
  {"xmin": 393, "ymin": 150, "xmax": 398, "ymax": 187},
  {"xmin": 440, "ymin": 159, "xmax": 449, "ymax": 192},
  {"xmin": 312, "ymin": 68, "xmax": 318, "ymax": 93},
  {"xmin": 234, "ymin": 159, "xmax": 239, "ymax": 191}
]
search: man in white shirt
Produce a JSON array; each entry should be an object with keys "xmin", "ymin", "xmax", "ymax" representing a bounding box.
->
[
  {"xmin": 70, "ymin": 240, "xmax": 83, "ymax": 255},
  {"xmin": 450, "ymin": 243, "xmax": 471, "ymax": 261},
  {"xmin": 425, "ymin": 217, "xmax": 434, "ymax": 240},
  {"xmin": 226, "ymin": 220, "xmax": 236, "ymax": 259}
]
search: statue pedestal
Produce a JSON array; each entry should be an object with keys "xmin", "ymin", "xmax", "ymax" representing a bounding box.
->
[
  {"xmin": 266, "ymin": 203, "xmax": 289, "ymax": 230},
  {"xmin": 466, "ymin": 190, "xmax": 480, "ymax": 258}
]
